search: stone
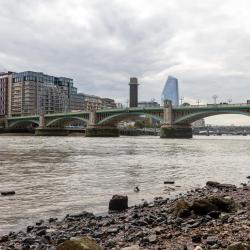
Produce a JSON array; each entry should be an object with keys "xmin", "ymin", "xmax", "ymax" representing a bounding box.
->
[
  {"xmin": 208, "ymin": 211, "xmax": 221, "ymax": 219},
  {"xmin": 106, "ymin": 227, "xmax": 119, "ymax": 234},
  {"xmin": 206, "ymin": 181, "xmax": 236, "ymax": 190},
  {"xmin": 192, "ymin": 235, "xmax": 202, "ymax": 243},
  {"xmin": 148, "ymin": 234, "xmax": 157, "ymax": 243},
  {"xmin": 206, "ymin": 236, "xmax": 218, "ymax": 245},
  {"xmin": 26, "ymin": 226, "xmax": 34, "ymax": 233},
  {"xmin": 208, "ymin": 196, "xmax": 235, "ymax": 212},
  {"xmin": 121, "ymin": 245, "xmax": 140, "ymax": 250},
  {"xmin": 56, "ymin": 236, "xmax": 102, "ymax": 250},
  {"xmin": 173, "ymin": 199, "xmax": 191, "ymax": 218},
  {"xmin": 109, "ymin": 195, "xmax": 128, "ymax": 211},
  {"xmin": 0, "ymin": 235, "xmax": 9, "ymax": 243},
  {"xmin": 164, "ymin": 181, "xmax": 175, "ymax": 184},
  {"xmin": 194, "ymin": 247, "xmax": 203, "ymax": 250},
  {"xmin": 191, "ymin": 196, "xmax": 236, "ymax": 215},
  {"xmin": 1, "ymin": 190, "xmax": 15, "ymax": 196},
  {"xmin": 246, "ymin": 176, "xmax": 250, "ymax": 179},
  {"xmin": 36, "ymin": 229, "xmax": 46, "ymax": 236},
  {"xmin": 191, "ymin": 199, "xmax": 218, "ymax": 215},
  {"xmin": 227, "ymin": 242, "xmax": 250, "ymax": 250}
]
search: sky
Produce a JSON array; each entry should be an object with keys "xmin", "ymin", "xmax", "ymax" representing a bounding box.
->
[{"xmin": 1, "ymin": 0, "xmax": 250, "ymax": 125}]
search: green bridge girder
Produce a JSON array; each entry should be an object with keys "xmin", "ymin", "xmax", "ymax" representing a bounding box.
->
[{"xmin": 6, "ymin": 103, "xmax": 250, "ymax": 128}]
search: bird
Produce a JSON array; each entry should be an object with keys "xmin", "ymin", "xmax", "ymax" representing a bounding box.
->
[{"xmin": 134, "ymin": 186, "xmax": 140, "ymax": 192}]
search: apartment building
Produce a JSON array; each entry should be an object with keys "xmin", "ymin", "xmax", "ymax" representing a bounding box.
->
[
  {"xmin": 11, "ymin": 71, "xmax": 68, "ymax": 116},
  {"xmin": 0, "ymin": 72, "xmax": 11, "ymax": 117},
  {"xmin": 101, "ymin": 98, "xmax": 116, "ymax": 109}
]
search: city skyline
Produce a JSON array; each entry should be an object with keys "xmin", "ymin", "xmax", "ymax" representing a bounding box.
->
[{"xmin": 1, "ymin": 0, "xmax": 250, "ymax": 125}]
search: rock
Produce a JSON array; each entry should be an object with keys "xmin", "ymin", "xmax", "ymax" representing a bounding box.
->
[
  {"xmin": 106, "ymin": 227, "xmax": 119, "ymax": 234},
  {"xmin": 192, "ymin": 235, "xmax": 202, "ymax": 243},
  {"xmin": 206, "ymin": 236, "xmax": 218, "ymax": 245},
  {"xmin": 173, "ymin": 199, "xmax": 191, "ymax": 218},
  {"xmin": 206, "ymin": 181, "xmax": 236, "ymax": 190},
  {"xmin": 26, "ymin": 226, "xmax": 34, "ymax": 233},
  {"xmin": 194, "ymin": 247, "xmax": 203, "ymax": 250},
  {"xmin": 208, "ymin": 196, "xmax": 236, "ymax": 212},
  {"xmin": 56, "ymin": 236, "xmax": 102, "ymax": 250},
  {"xmin": 191, "ymin": 196, "xmax": 236, "ymax": 215},
  {"xmin": 191, "ymin": 199, "xmax": 218, "ymax": 215},
  {"xmin": 0, "ymin": 235, "xmax": 8, "ymax": 243},
  {"xmin": 1, "ymin": 191, "xmax": 15, "ymax": 196},
  {"xmin": 121, "ymin": 245, "xmax": 140, "ymax": 250},
  {"xmin": 164, "ymin": 181, "xmax": 175, "ymax": 184},
  {"xmin": 227, "ymin": 242, "xmax": 250, "ymax": 250},
  {"xmin": 109, "ymin": 195, "xmax": 128, "ymax": 211},
  {"xmin": 208, "ymin": 211, "xmax": 221, "ymax": 219},
  {"xmin": 37, "ymin": 229, "xmax": 46, "ymax": 236},
  {"xmin": 134, "ymin": 186, "xmax": 140, "ymax": 192},
  {"xmin": 148, "ymin": 234, "xmax": 157, "ymax": 243},
  {"xmin": 246, "ymin": 176, "xmax": 250, "ymax": 179}
]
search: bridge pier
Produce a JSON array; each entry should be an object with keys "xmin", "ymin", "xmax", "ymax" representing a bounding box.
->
[
  {"xmin": 160, "ymin": 100, "xmax": 192, "ymax": 138},
  {"xmin": 35, "ymin": 128, "xmax": 69, "ymax": 136},
  {"xmin": 160, "ymin": 124, "xmax": 192, "ymax": 138},
  {"xmin": 85, "ymin": 125, "xmax": 120, "ymax": 137}
]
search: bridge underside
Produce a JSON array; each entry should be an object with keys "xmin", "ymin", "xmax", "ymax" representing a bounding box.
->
[{"xmin": 174, "ymin": 110, "xmax": 250, "ymax": 125}]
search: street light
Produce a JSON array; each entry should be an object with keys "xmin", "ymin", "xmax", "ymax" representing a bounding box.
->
[
  {"xmin": 212, "ymin": 95, "xmax": 218, "ymax": 104},
  {"xmin": 180, "ymin": 96, "xmax": 184, "ymax": 105}
]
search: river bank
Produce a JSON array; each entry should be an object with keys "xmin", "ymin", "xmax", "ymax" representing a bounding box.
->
[{"xmin": 0, "ymin": 180, "xmax": 249, "ymax": 250}]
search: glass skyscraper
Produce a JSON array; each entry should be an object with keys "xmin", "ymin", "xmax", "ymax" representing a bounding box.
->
[{"xmin": 161, "ymin": 76, "xmax": 179, "ymax": 106}]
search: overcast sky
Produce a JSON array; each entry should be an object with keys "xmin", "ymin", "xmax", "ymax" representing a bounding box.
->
[{"xmin": 1, "ymin": 0, "xmax": 250, "ymax": 125}]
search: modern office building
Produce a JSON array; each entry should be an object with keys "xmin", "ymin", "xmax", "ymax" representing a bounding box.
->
[
  {"xmin": 161, "ymin": 76, "xmax": 179, "ymax": 106},
  {"xmin": 54, "ymin": 76, "xmax": 82, "ymax": 111},
  {"xmin": 129, "ymin": 77, "xmax": 139, "ymax": 107},
  {"xmin": 11, "ymin": 71, "xmax": 68, "ymax": 116},
  {"xmin": 0, "ymin": 72, "xmax": 11, "ymax": 117}
]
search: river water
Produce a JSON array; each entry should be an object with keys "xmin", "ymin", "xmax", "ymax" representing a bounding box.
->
[{"xmin": 0, "ymin": 135, "xmax": 249, "ymax": 234}]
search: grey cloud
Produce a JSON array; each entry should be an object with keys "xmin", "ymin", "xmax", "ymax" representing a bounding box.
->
[{"xmin": 1, "ymin": 0, "xmax": 250, "ymax": 112}]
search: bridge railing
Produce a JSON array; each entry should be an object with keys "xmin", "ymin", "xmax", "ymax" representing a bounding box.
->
[{"xmin": 174, "ymin": 103, "xmax": 250, "ymax": 109}]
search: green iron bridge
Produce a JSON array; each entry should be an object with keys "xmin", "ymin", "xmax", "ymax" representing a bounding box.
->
[{"xmin": 2, "ymin": 102, "xmax": 250, "ymax": 138}]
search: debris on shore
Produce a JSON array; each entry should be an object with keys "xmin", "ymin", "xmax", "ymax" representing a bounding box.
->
[{"xmin": 0, "ymin": 182, "xmax": 249, "ymax": 250}]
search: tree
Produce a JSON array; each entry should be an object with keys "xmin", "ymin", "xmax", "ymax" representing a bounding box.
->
[
  {"xmin": 134, "ymin": 120, "xmax": 145, "ymax": 128},
  {"xmin": 182, "ymin": 102, "xmax": 190, "ymax": 106}
]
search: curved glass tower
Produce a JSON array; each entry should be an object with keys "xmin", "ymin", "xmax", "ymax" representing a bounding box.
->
[{"xmin": 161, "ymin": 76, "xmax": 179, "ymax": 106}]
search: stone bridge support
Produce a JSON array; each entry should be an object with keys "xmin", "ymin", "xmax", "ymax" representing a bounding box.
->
[
  {"xmin": 85, "ymin": 110, "xmax": 120, "ymax": 137},
  {"xmin": 35, "ymin": 114, "xmax": 69, "ymax": 136},
  {"xmin": 160, "ymin": 101, "xmax": 192, "ymax": 138}
]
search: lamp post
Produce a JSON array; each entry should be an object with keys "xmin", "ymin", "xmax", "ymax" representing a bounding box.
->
[
  {"xmin": 180, "ymin": 96, "xmax": 184, "ymax": 105},
  {"xmin": 212, "ymin": 95, "xmax": 218, "ymax": 105}
]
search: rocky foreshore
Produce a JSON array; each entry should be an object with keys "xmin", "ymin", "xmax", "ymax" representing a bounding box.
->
[{"xmin": 0, "ymin": 181, "xmax": 249, "ymax": 250}]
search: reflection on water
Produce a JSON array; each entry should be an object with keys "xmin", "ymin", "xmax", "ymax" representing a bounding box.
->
[{"xmin": 0, "ymin": 135, "xmax": 249, "ymax": 234}]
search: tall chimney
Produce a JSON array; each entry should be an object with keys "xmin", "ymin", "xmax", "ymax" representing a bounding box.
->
[{"xmin": 129, "ymin": 77, "xmax": 139, "ymax": 107}]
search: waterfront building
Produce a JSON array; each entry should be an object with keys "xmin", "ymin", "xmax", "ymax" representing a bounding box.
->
[
  {"xmin": 54, "ymin": 77, "xmax": 81, "ymax": 111},
  {"xmin": 11, "ymin": 71, "xmax": 68, "ymax": 116},
  {"xmin": 0, "ymin": 72, "xmax": 11, "ymax": 117},
  {"xmin": 78, "ymin": 94, "xmax": 116, "ymax": 111},
  {"xmin": 101, "ymin": 98, "xmax": 116, "ymax": 109},
  {"xmin": 129, "ymin": 77, "xmax": 139, "ymax": 107},
  {"xmin": 161, "ymin": 76, "xmax": 179, "ymax": 106},
  {"xmin": 138, "ymin": 100, "xmax": 160, "ymax": 108},
  {"xmin": 81, "ymin": 94, "xmax": 103, "ymax": 111}
]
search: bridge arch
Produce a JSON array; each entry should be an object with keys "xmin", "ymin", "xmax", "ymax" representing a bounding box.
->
[
  {"xmin": 8, "ymin": 119, "xmax": 39, "ymax": 128},
  {"xmin": 174, "ymin": 110, "xmax": 250, "ymax": 124},
  {"xmin": 46, "ymin": 116, "xmax": 89, "ymax": 128},
  {"xmin": 97, "ymin": 112, "xmax": 163, "ymax": 126}
]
